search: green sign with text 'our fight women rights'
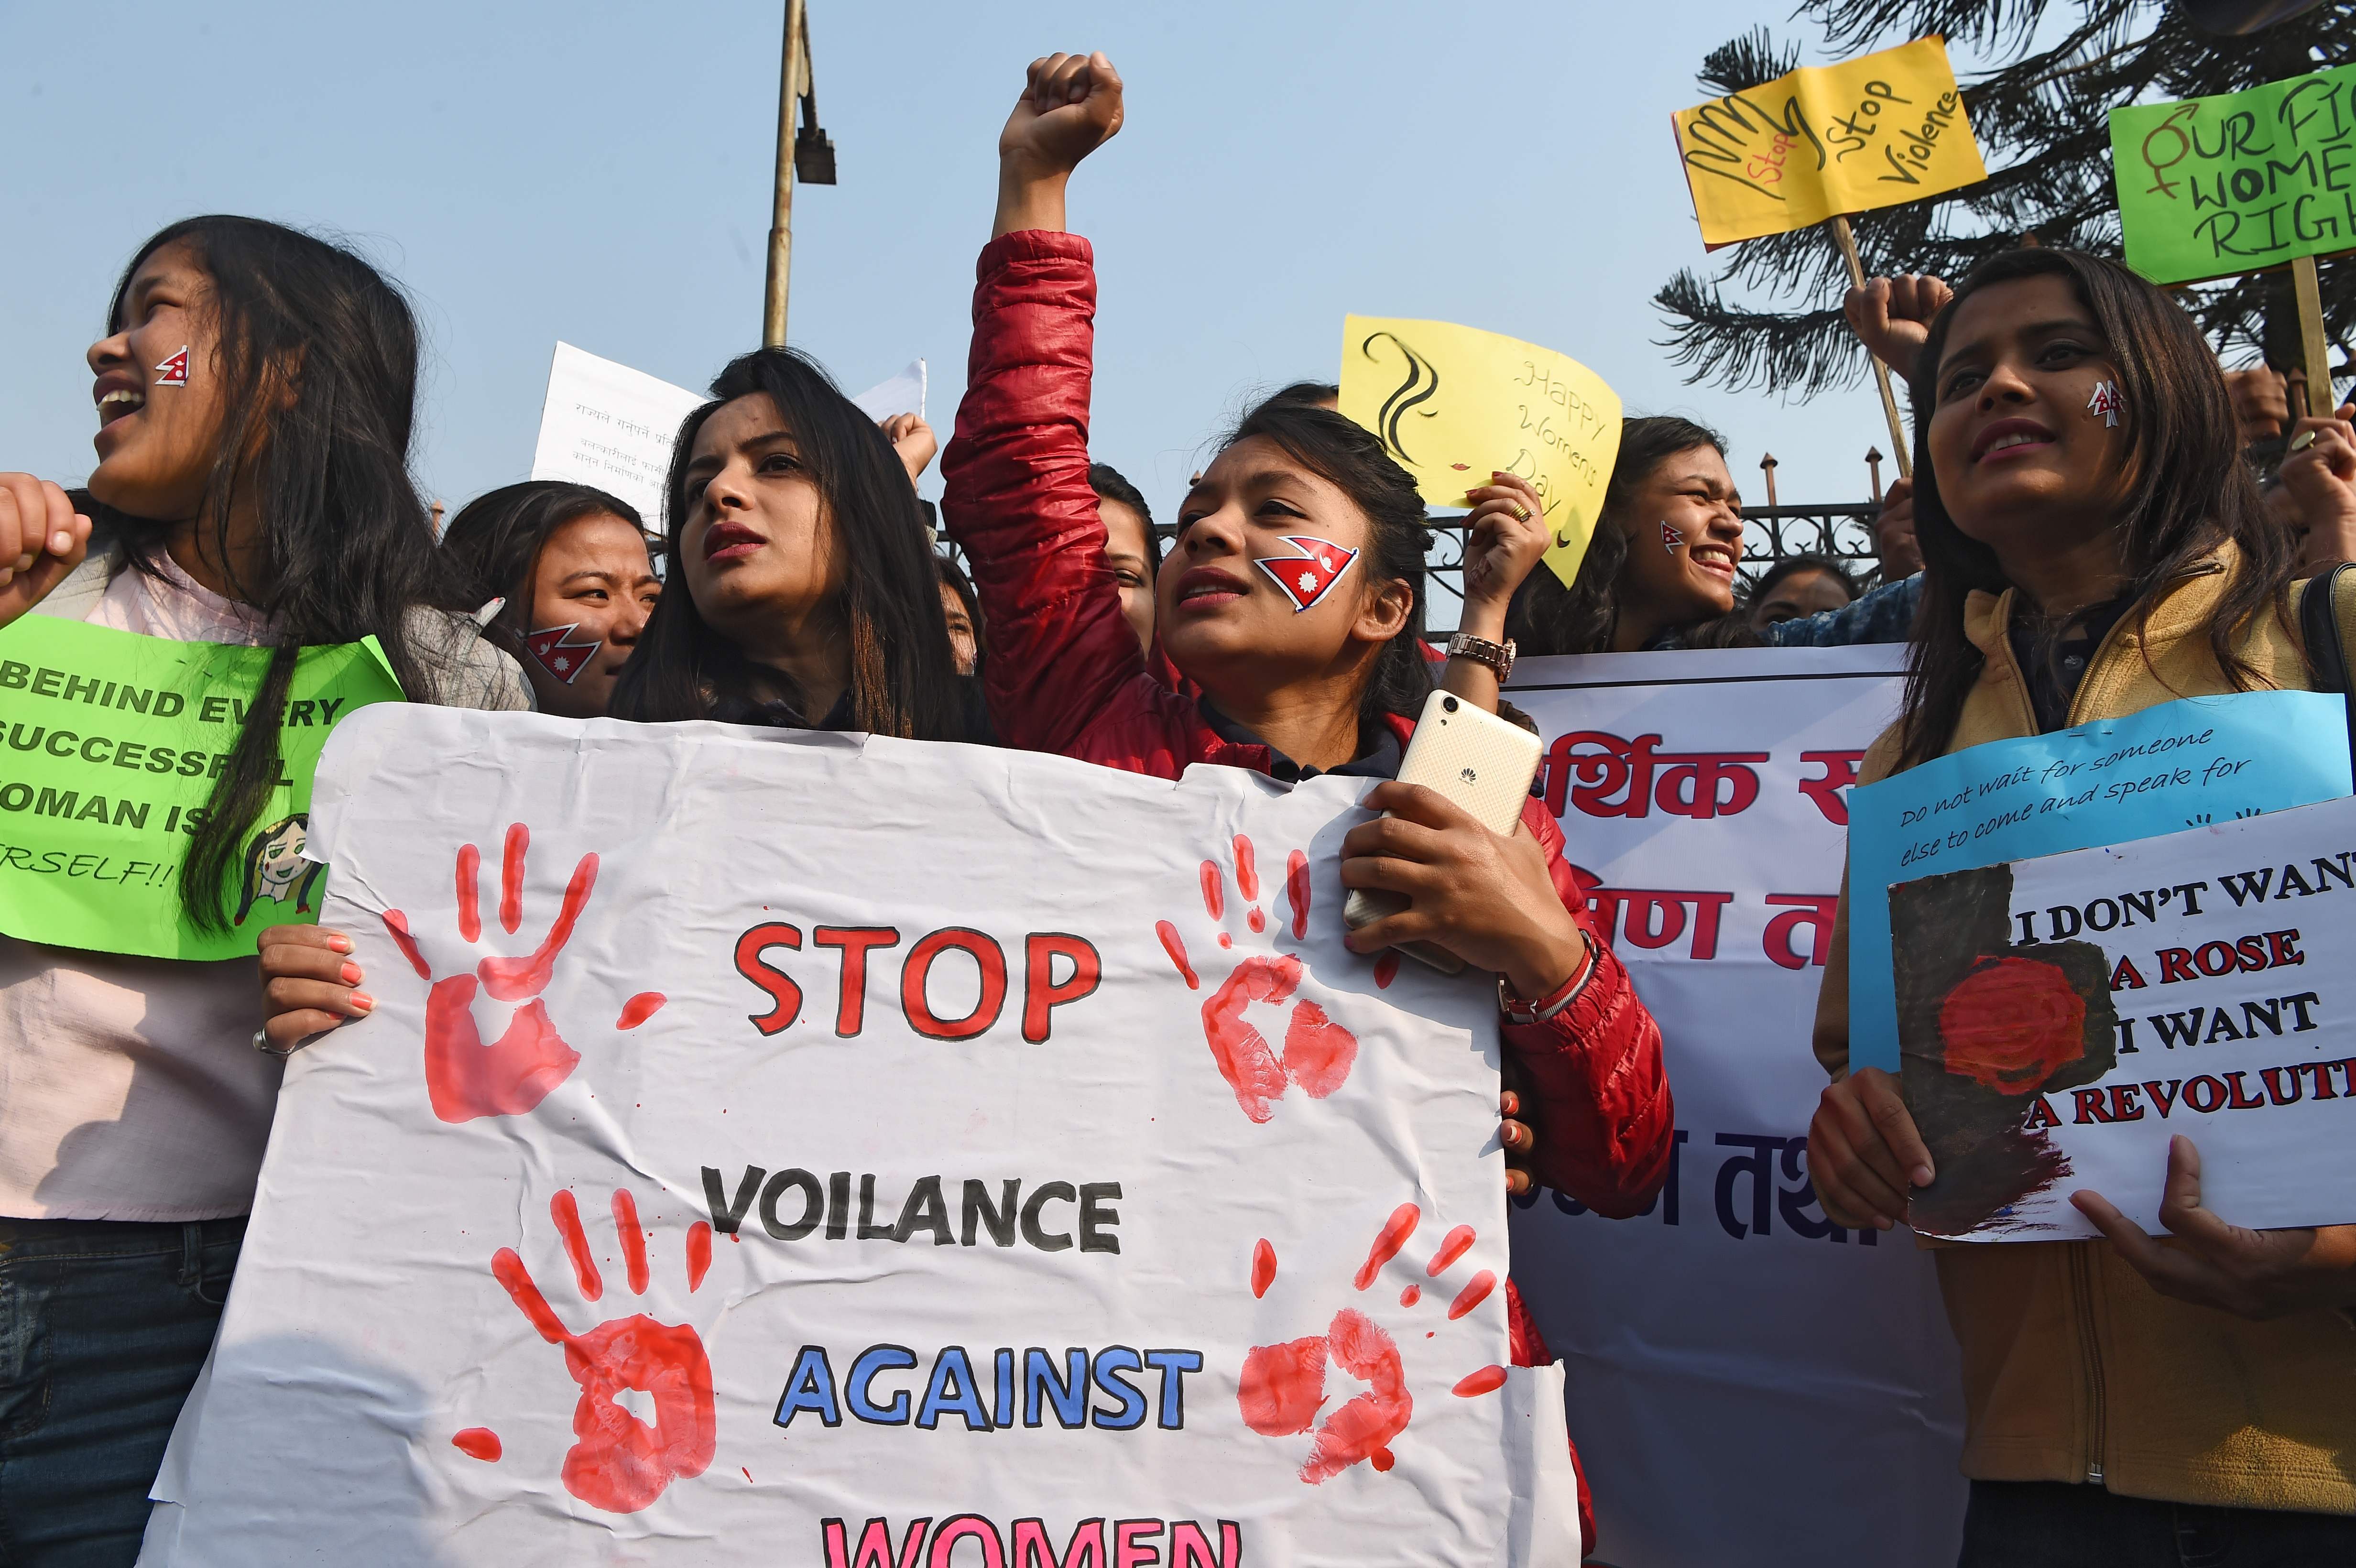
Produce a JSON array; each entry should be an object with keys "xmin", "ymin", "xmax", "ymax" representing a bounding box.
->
[
  {"xmin": 2109, "ymin": 64, "xmax": 2356, "ymax": 286},
  {"xmin": 0, "ymin": 614, "xmax": 404, "ymax": 960}
]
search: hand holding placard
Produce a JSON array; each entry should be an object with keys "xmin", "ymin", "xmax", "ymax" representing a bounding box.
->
[
  {"xmin": 1338, "ymin": 318, "xmax": 1622, "ymax": 589},
  {"xmin": 1670, "ymin": 38, "xmax": 1986, "ymax": 248}
]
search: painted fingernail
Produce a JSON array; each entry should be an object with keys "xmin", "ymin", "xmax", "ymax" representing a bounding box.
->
[
  {"xmin": 329, "ymin": 934, "xmax": 353, "ymax": 953},
  {"xmin": 350, "ymin": 992, "xmax": 375, "ymax": 1012},
  {"xmin": 340, "ymin": 962, "xmax": 363, "ymax": 985}
]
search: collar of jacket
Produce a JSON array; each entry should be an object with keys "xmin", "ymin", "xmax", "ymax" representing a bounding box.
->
[
  {"xmin": 1185, "ymin": 710, "xmax": 1418, "ymax": 780},
  {"xmin": 1960, "ymin": 540, "xmax": 2237, "ymax": 667}
]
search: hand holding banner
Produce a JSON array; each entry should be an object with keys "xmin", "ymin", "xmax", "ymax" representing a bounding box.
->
[{"xmin": 1339, "ymin": 317, "xmax": 1622, "ymax": 588}]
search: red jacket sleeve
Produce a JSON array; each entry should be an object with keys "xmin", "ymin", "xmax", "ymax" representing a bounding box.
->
[
  {"xmin": 1505, "ymin": 802, "xmax": 1675, "ymax": 1217},
  {"xmin": 939, "ymin": 230, "xmax": 1154, "ymax": 759}
]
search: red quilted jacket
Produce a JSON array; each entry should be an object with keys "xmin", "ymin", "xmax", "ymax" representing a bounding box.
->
[{"xmin": 943, "ymin": 230, "xmax": 1674, "ymax": 1545}]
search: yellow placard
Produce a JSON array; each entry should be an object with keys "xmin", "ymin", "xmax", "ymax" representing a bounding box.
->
[
  {"xmin": 1671, "ymin": 37, "xmax": 1987, "ymax": 247},
  {"xmin": 1338, "ymin": 316, "xmax": 1622, "ymax": 588}
]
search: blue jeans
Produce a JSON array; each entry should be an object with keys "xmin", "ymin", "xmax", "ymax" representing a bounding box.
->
[
  {"xmin": 1961, "ymin": 1480, "xmax": 2356, "ymax": 1568},
  {"xmin": 0, "ymin": 1217, "xmax": 243, "ymax": 1567}
]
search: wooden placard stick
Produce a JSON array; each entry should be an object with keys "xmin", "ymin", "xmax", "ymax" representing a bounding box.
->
[
  {"xmin": 2291, "ymin": 254, "xmax": 2335, "ymax": 420},
  {"xmin": 1830, "ymin": 215, "xmax": 1913, "ymax": 479}
]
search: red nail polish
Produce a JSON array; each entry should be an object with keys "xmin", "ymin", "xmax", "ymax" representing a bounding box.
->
[
  {"xmin": 340, "ymin": 962, "xmax": 363, "ymax": 985},
  {"xmin": 351, "ymin": 993, "xmax": 375, "ymax": 1012}
]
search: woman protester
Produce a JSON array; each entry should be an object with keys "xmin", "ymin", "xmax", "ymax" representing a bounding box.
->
[
  {"xmin": 1089, "ymin": 461, "xmax": 1158, "ymax": 654},
  {"xmin": 1806, "ymin": 247, "xmax": 2356, "ymax": 1559},
  {"xmin": 609, "ymin": 348, "xmax": 988, "ymax": 737},
  {"xmin": 1507, "ymin": 414, "xmax": 1917, "ymax": 653},
  {"xmin": 438, "ymin": 480, "xmax": 661, "ymax": 718},
  {"xmin": 262, "ymin": 347, "xmax": 990, "ymax": 1048},
  {"xmin": 0, "ymin": 216, "xmax": 530, "ymax": 1563},
  {"xmin": 941, "ymin": 51, "xmax": 1673, "ymax": 1550}
]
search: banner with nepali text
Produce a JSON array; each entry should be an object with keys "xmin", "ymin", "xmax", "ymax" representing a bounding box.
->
[
  {"xmin": 140, "ymin": 708, "xmax": 1579, "ymax": 1567},
  {"xmin": 1501, "ymin": 647, "xmax": 1968, "ymax": 1568}
]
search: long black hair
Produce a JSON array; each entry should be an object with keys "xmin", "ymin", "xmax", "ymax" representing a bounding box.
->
[
  {"xmin": 1507, "ymin": 415, "xmax": 1730, "ymax": 655},
  {"xmin": 104, "ymin": 217, "xmax": 463, "ymax": 932},
  {"xmin": 609, "ymin": 348, "xmax": 966, "ymax": 738},
  {"xmin": 439, "ymin": 480, "xmax": 646, "ymax": 642},
  {"xmin": 1896, "ymin": 247, "xmax": 2297, "ymax": 769},
  {"xmin": 1218, "ymin": 397, "xmax": 1432, "ymax": 735}
]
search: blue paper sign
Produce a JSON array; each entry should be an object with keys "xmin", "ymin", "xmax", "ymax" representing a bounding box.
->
[{"xmin": 1846, "ymin": 691, "xmax": 2351, "ymax": 1074}]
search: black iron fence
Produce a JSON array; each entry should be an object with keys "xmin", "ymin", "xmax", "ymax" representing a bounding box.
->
[
  {"xmin": 1412, "ymin": 501, "xmax": 1888, "ymax": 633},
  {"xmin": 946, "ymin": 500, "xmax": 1894, "ymax": 636}
]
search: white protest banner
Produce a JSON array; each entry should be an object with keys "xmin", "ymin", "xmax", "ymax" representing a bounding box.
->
[
  {"xmin": 850, "ymin": 359, "xmax": 927, "ymax": 424},
  {"xmin": 139, "ymin": 708, "xmax": 1576, "ymax": 1567},
  {"xmin": 527, "ymin": 343, "xmax": 706, "ymax": 532},
  {"xmin": 1892, "ymin": 794, "xmax": 2356, "ymax": 1241},
  {"xmin": 1501, "ymin": 647, "xmax": 1967, "ymax": 1568}
]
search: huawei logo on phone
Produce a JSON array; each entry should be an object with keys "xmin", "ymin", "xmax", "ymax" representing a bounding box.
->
[{"xmin": 1459, "ymin": 767, "xmax": 1477, "ymax": 784}]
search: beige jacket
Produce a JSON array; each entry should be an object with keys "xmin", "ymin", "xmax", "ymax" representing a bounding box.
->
[{"xmin": 1813, "ymin": 543, "xmax": 2356, "ymax": 1512}]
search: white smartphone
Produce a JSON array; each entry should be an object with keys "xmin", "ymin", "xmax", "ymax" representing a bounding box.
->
[{"xmin": 1342, "ymin": 688, "xmax": 1544, "ymax": 974}]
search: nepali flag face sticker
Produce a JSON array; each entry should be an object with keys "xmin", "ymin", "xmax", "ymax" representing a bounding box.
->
[
  {"xmin": 153, "ymin": 346, "xmax": 190, "ymax": 387},
  {"xmin": 1661, "ymin": 520, "xmax": 1682, "ymax": 553},
  {"xmin": 1253, "ymin": 534, "xmax": 1360, "ymax": 613},
  {"xmin": 521, "ymin": 623, "xmax": 602, "ymax": 685}
]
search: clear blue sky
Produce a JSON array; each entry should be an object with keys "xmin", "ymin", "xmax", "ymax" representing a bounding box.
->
[{"xmin": 0, "ymin": 1, "xmax": 1912, "ymax": 540}]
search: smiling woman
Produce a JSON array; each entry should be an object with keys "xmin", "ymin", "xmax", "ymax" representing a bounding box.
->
[
  {"xmin": 1805, "ymin": 246, "xmax": 2356, "ymax": 1561},
  {"xmin": 1503, "ymin": 414, "xmax": 1747, "ymax": 654},
  {"xmin": 0, "ymin": 215, "xmax": 532, "ymax": 1565}
]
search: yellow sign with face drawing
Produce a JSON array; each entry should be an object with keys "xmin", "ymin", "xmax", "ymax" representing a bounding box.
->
[
  {"xmin": 1671, "ymin": 36, "xmax": 1987, "ymax": 247},
  {"xmin": 1338, "ymin": 316, "xmax": 1623, "ymax": 589}
]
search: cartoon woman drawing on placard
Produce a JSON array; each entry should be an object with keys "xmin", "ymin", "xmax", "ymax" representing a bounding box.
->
[{"xmin": 234, "ymin": 813, "xmax": 323, "ymax": 924}]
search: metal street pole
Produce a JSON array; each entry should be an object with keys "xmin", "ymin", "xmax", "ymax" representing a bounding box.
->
[{"xmin": 763, "ymin": 0, "xmax": 836, "ymax": 347}]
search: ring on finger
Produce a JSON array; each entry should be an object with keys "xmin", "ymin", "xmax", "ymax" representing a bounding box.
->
[
  {"xmin": 251, "ymin": 1027, "xmax": 299, "ymax": 1058},
  {"xmin": 1511, "ymin": 503, "xmax": 1530, "ymax": 522},
  {"xmin": 2290, "ymin": 428, "xmax": 2319, "ymax": 452}
]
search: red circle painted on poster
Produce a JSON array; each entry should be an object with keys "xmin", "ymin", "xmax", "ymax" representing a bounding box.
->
[{"xmin": 1937, "ymin": 956, "xmax": 2087, "ymax": 1093}]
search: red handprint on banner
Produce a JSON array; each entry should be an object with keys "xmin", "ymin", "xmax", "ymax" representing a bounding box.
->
[
  {"xmin": 475, "ymin": 1187, "xmax": 718, "ymax": 1514},
  {"xmin": 1239, "ymin": 1204, "xmax": 1505, "ymax": 1484},
  {"xmin": 382, "ymin": 824, "xmax": 607, "ymax": 1123},
  {"xmin": 1154, "ymin": 835, "xmax": 1358, "ymax": 1123}
]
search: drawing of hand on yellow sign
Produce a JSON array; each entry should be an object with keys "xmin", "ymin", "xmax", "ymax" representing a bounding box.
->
[
  {"xmin": 1338, "ymin": 316, "xmax": 1623, "ymax": 588},
  {"xmin": 1670, "ymin": 36, "xmax": 1987, "ymax": 247}
]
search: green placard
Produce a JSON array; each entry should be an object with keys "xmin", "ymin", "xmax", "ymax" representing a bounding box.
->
[
  {"xmin": 0, "ymin": 615, "xmax": 406, "ymax": 960},
  {"xmin": 2109, "ymin": 65, "xmax": 2356, "ymax": 286}
]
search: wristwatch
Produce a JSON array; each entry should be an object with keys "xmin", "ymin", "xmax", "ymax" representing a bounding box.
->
[{"xmin": 1445, "ymin": 632, "xmax": 1516, "ymax": 682}]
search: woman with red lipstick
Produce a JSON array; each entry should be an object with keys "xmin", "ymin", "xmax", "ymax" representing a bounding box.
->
[
  {"xmin": 608, "ymin": 347, "xmax": 983, "ymax": 739},
  {"xmin": 0, "ymin": 216, "xmax": 529, "ymax": 1564},
  {"xmin": 1807, "ymin": 248, "xmax": 2356, "ymax": 1560},
  {"xmin": 942, "ymin": 51, "xmax": 1672, "ymax": 1551}
]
